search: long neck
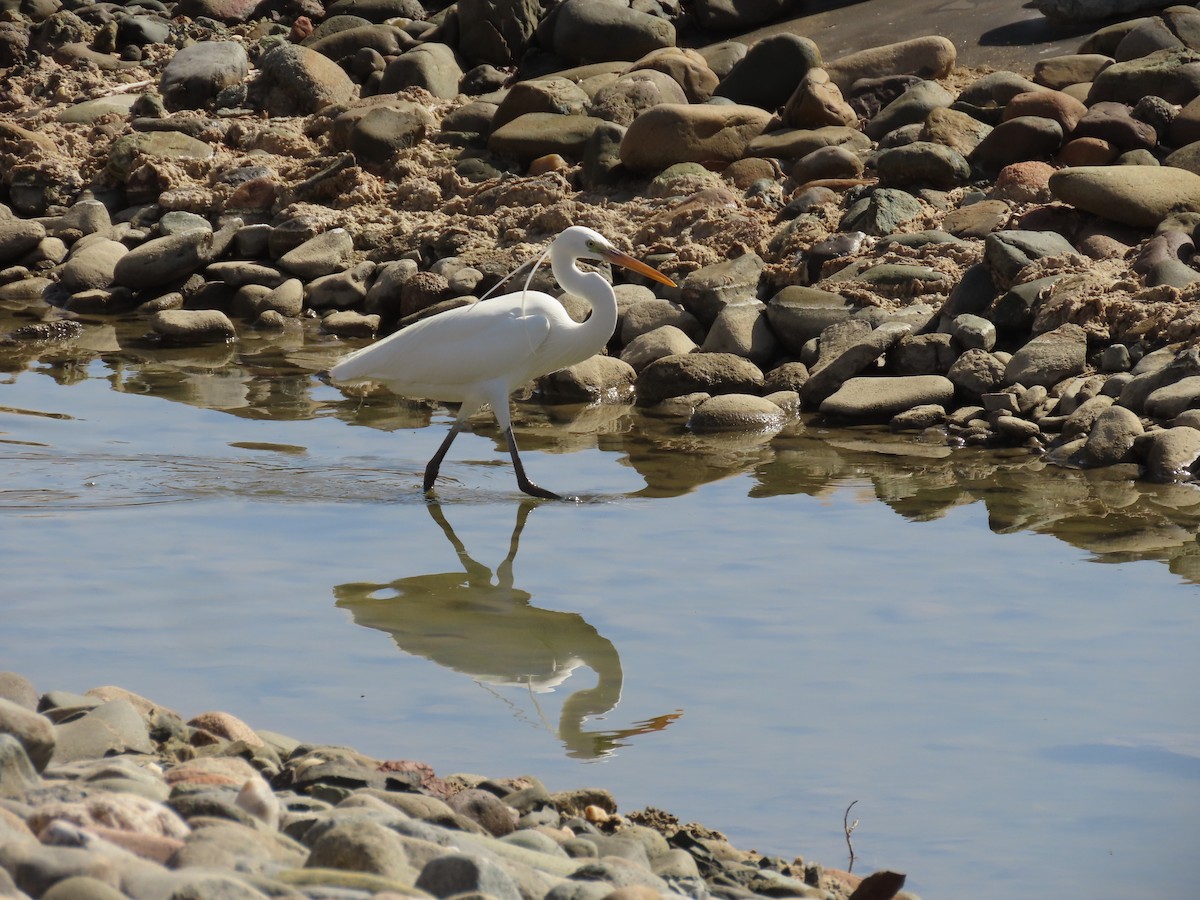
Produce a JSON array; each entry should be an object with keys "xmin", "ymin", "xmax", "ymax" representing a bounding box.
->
[{"xmin": 553, "ymin": 256, "xmax": 619, "ymax": 359}]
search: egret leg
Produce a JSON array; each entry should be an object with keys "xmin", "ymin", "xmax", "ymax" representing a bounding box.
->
[
  {"xmin": 484, "ymin": 390, "xmax": 560, "ymax": 499},
  {"xmin": 423, "ymin": 420, "xmax": 464, "ymax": 493},
  {"xmin": 504, "ymin": 426, "xmax": 561, "ymax": 500},
  {"xmin": 423, "ymin": 400, "xmax": 483, "ymax": 494}
]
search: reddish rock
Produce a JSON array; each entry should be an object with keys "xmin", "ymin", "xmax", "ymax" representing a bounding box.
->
[
  {"xmin": 993, "ymin": 160, "xmax": 1056, "ymax": 203},
  {"xmin": 1057, "ymin": 136, "xmax": 1120, "ymax": 166},
  {"xmin": 188, "ymin": 711, "xmax": 263, "ymax": 747}
]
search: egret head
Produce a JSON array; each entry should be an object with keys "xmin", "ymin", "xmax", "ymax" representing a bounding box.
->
[{"xmin": 558, "ymin": 226, "xmax": 675, "ymax": 287}]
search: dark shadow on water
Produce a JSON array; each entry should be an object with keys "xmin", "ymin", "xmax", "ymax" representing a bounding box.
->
[{"xmin": 332, "ymin": 500, "xmax": 682, "ymax": 759}]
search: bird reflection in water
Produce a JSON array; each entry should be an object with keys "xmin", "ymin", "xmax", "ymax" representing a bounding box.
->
[{"xmin": 333, "ymin": 501, "xmax": 680, "ymax": 759}]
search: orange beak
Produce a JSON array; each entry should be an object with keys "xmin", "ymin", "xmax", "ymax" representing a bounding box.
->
[{"xmin": 601, "ymin": 248, "xmax": 677, "ymax": 288}]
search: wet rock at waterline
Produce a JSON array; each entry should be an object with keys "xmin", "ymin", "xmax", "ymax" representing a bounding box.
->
[
  {"xmin": 0, "ymin": 671, "xmax": 895, "ymax": 900},
  {"xmin": 820, "ymin": 375, "xmax": 955, "ymax": 422}
]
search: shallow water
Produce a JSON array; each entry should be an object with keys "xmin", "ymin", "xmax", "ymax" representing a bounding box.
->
[{"xmin": 1, "ymin": 320, "xmax": 1198, "ymax": 900}]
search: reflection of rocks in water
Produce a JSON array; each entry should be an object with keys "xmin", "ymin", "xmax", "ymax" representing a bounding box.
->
[
  {"xmin": 749, "ymin": 424, "xmax": 1200, "ymax": 582},
  {"xmin": 624, "ymin": 413, "xmax": 781, "ymax": 498},
  {"xmin": 333, "ymin": 502, "xmax": 680, "ymax": 759},
  {"xmin": 543, "ymin": 402, "xmax": 635, "ymax": 442}
]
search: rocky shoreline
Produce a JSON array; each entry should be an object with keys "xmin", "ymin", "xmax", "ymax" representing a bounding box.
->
[
  {"xmin": 0, "ymin": 671, "xmax": 907, "ymax": 899},
  {"xmin": 2, "ymin": 1, "xmax": 1200, "ymax": 483}
]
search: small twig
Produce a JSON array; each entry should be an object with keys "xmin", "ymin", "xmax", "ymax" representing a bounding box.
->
[
  {"xmin": 96, "ymin": 79, "xmax": 154, "ymax": 96},
  {"xmin": 843, "ymin": 800, "xmax": 859, "ymax": 872}
]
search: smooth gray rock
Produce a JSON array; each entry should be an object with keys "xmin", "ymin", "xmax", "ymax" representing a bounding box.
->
[
  {"xmin": 619, "ymin": 102, "xmax": 771, "ymax": 171},
  {"xmin": 891, "ymin": 403, "xmax": 947, "ymax": 430},
  {"xmin": 620, "ymin": 298, "xmax": 702, "ymax": 345},
  {"xmin": 820, "ymin": 375, "xmax": 955, "ymax": 421},
  {"xmin": 1062, "ymin": 394, "xmax": 1114, "ymax": 438},
  {"xmin": 865, "ymin": 80, "xmax": 954, "ymax": 141},
  {"xmin": 446, "ymin": 792, "xmax": 516, "ymax": 844},
  {"xmin": 306, "ymin": 262, "xmax": 374, "ymax": 311},
  {"xmin": 277, "ymin": 229, "xmax": 354, "ymax": 280},
  {"xmin": 0, "ymin": 219, "xmax": 47, "ymax": 263},
  {"xmin": 1145, "ymin": 375, "xmax": 1200, "ymax": 419},
  {"xmin": 0, "ymin": 733, "xmax": 40, "ymax": 799},
  {"xmin": 488, "ymin": 112, "xmax": 607, "ymax": 161},
  {"xmin": 1005, "ymin": 323, "xmax": 1087, "ymax": 387},
  {"xmin": 379, "ymin": 42, "xmax": 463, "ymax": 99},
  {"xmin": 1087, "ymin": 47, "xmax": 1200, "ymax": 105},
  {"xmin": 148, "ymin": 309, "xmax": 237, "ymax": 345},
  {"xmin": 0, "ymin": 673, "xmax": 38, "ymax": 710},
  {"xmin": 620, "ymin": 325, "xmax": 698, "ymax": 371},
  {"xmin": 321, "ymin": 310, "xmax": 380, "ymax": 338},
  {"xmin": 826, "ymin": 36, "xmax": 956, "ymax": 93},
  {"xmin": 677, "ymin": 253, "xmax": 763, "ymax": 327},
  {"xmin": 713, "ymin": 33, "xmax": 821, "ymax": 110},
  {"xmin": 839, "ymin": 187, "xmax": 923, "ymax": 236},
  {"xmin": 54, "ymin": 200, "xmax": 111, "ymax": 239},
  {"xmin": 688, "ymin": 394, "xmax": 787, "ymax": 432},
  {"xmin": 570, "ymin": 856, "xmax": 672, "ymax": 893},
  {"xmin": 1050, "ymin": 164, "xmax": 1200, "ymax": 228},
  {"xmin": 700, "ymin": 301, "xmax": 778, "ymax": 368},
  {"xmin": 876, "ymin": 140, "xmax": 971, "ymax": 189},
  {"xmin": 983, "ymin": 230, "xmax": 1078, "ymax": 287},
  {"xmin": 458, "ymin": 0, "xmax": 540, "ymax": 66},
  {"xmin": 948, "ymin": 348, "xmax": 1008, "ymax": 397},
  {"xmin": 539, "ymin": 356, "xmax": 637, "ymax": 404},
  {"xmin": 306, "ymin": 24, "xmax": 414, "ymax": 62},
  {"xmin": 1, "ymin": 842, "xmax": 121, "ymax": 897},
  {"xmin": 253, "ymin": 44, "xmax": 357, "ymax": 117},
  {"xmin": 493, "ymin": 77, "xmax": 590, "ymax": 131},
  {"xmin": 346, "ymin": 104, "xmax": 434, "ymax": 163},
  {"xmin": 416, "ymin": 852, "xmax": 522, "ymax": 900},
  {"xmin": 765, "ymin": 285, "xmax": 854, "ymax": 354},
  {"xmin": 304, "ymin": 818, "xmax": 417, "ymax": 880},
  {"xmin": 891, "ymin": 332, "xmax": 956, "ymax": 375},
  {"xmin": 1082, "ymin": 405, "xmax": 1143, "ymax": 466},
  {"xmin": 552, "ymin": 0, "xmax": 675, "ymax": 65},
  {"xmin": 800, "ymin": 321, "xmax": 911, "ymax": 406},
  {"xmin": 590, "ymin": 72, "xmax": 687, "ymax": 127},
  {"xmin": 951, "ymin": 313, "xmax": 997, "ymax": 351},
  {"xmin": 58, "ymin": 238, "xmax": 126, "ymax": 293},
  {"xmin": 41, "ymin": 875, "xmax": 129, "ymax": 900},
  {"xmin": 1138, "ymin": 426, "xmax": 1200, "ymax": 479},
  {"xmin": 160, "ymin": 41, "xmax": 248, "ymax": 111},
  {"xmin": 636, "ymin": 352, "xmax": 764, "ymax": 405},
  {"xmin": 51, "ymin": 700, "xmax": 156, "ymax": 763},
  {"xmin": 113, "ymin": 230, "xmax": 212, "ymax": 292},
  {"xmin": 970, "ymin": 116, "xmax": 1063, "ymax": 171},
  {"xmin": 0, "ymin": 699, "xmax": 55, "ymax": 773}
]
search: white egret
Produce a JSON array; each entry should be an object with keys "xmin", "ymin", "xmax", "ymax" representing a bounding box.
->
[{"xmin": 329, "ymin": 226, "xmax": 676, "ymax": 499}]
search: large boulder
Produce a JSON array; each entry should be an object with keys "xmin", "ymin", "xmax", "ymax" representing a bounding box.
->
[
  {"xmin": 458, "ymin": 0, "xmax": 541, "ymax": 67},
  {"xmin": 552, "ymin": 0, "xmax": 675, "ymax": 65},
  {"xmin": 1049, "ymin": 165, "xmax": 1200, "ymax": 228},
  {"xmin": 253, "ymin": 44, "xmax": 356, "ymax": 116},
  {"xmin": 619, "ymin": 103, "xmax": 771, "ymax": 172},
  {"xmin": 160, "ymin": 41, "xmax": 247, "ymax": 111}
]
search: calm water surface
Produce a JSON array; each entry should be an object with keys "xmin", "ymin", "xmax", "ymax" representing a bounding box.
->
[{"xmin": 1, "ymin": 325, "xmax": 1197, "ymax": 900}]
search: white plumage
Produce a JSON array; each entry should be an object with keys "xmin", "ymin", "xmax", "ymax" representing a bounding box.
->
[{"xmin": 330, "ymin": 225, "xmax": 674, "ymax": 499}]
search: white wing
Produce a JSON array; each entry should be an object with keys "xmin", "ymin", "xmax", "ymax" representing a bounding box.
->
[{"xmin": 330, "ymin": 291, "xmax": 569, "ymax": 401}]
